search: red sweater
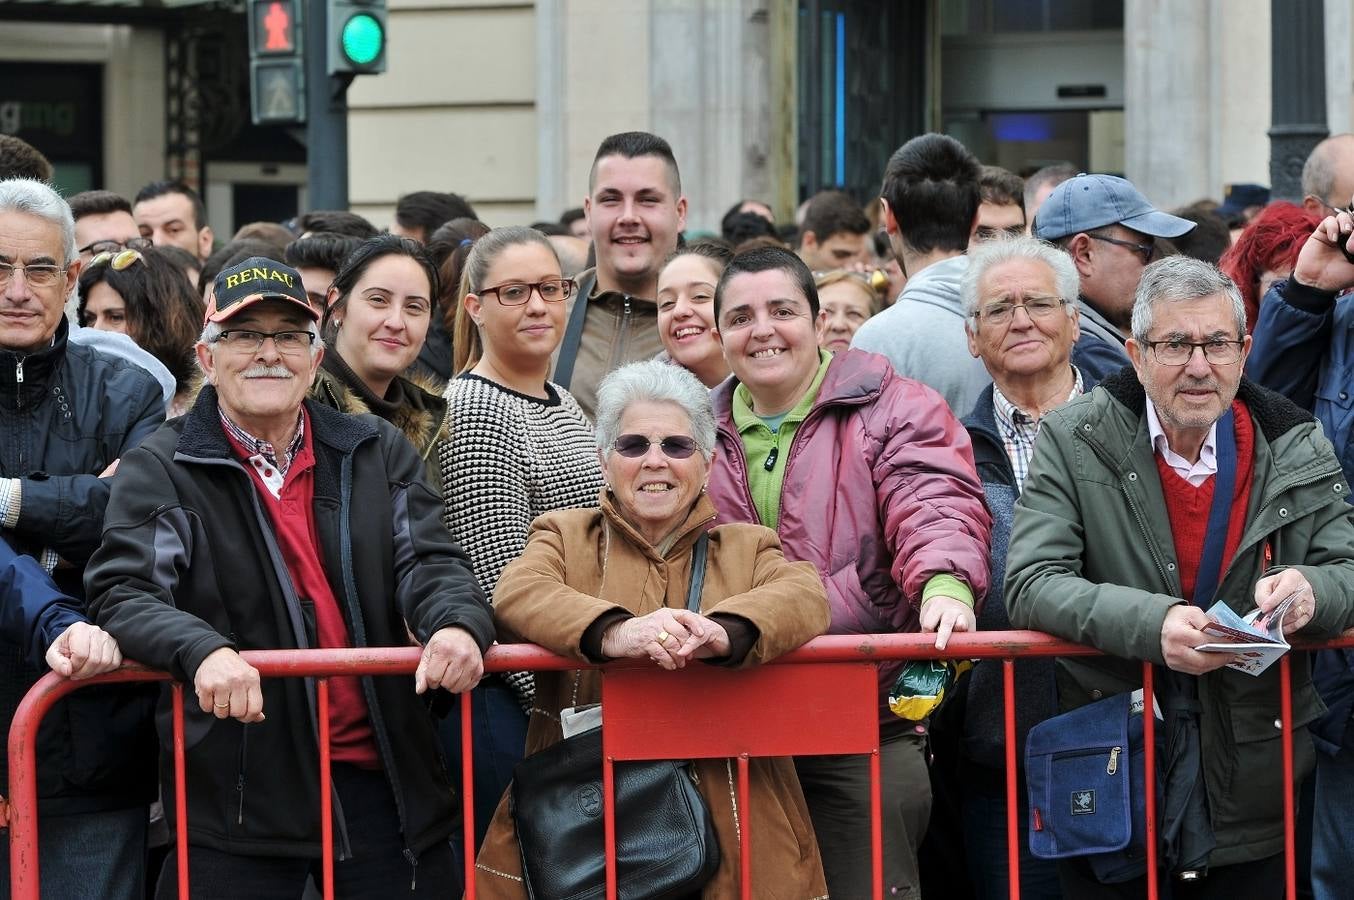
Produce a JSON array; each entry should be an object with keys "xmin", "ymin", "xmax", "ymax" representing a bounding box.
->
[
  {"xmin": 1153, "ymin": 399, "xmax": 1255, "ymax": 603},
  {"xmin": 226, "ymin": 412, "xmax": 380, "ymax": 769}
]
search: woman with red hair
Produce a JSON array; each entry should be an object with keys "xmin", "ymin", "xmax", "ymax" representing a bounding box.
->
[{"xmin": 1219, "ymin": 201, "xmax": 1320, "ymax": 333}]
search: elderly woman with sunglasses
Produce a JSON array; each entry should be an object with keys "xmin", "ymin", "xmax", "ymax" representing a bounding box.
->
[
  {"xmin": 78, "ymin": 246, "xmax": 205, "ymax": 416},
  {"xmin": 439, "ymin": 226, "xmax": 603, "ymax": 854},
  {"xmin": 473, "ymin": 360, "xmax": 831, "ymax": 899}
]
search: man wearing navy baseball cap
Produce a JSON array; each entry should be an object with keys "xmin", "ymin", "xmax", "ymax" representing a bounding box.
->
[{"xmin": 1033, "ymin": 173, "xmax": 1195, "ymax": 381}]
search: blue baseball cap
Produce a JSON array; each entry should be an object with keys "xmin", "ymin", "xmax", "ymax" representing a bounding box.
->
[{"xmin": 1032, "ymin": 173, "xmax": 1195, "ymax": 242}]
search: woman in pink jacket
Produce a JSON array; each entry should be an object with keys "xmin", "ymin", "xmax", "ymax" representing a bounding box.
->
[{"xmin": 706, "ymin": 245, "xmax": 991, "ymax": 900}]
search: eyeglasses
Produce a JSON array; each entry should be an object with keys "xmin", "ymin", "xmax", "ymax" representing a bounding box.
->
[
  {"xmin": 213, "ymin": 329, "xmax": 317, "ymax": 354},
  {"xmin": 612, "ymin": 434, "xmax": 699, "ymax": 460},
  {"xmin": 0, "ymin": 261, "xmax": 65, "ymax": 289},
  {"xmin": 973, "ymin": 295, "xmax": 1068, "ymax": 326},
  {"xmin": 80, "ymin": 237, "xmax": 153, "ymax": 256},
  {"xmin": 478, "ymin": 279, "xmax": 573, "ymax": 306},
  {"xmin": 1143, "ymin": 338, "xmax": 1245, "ymax": 366},
  {"xmin": 88, "ymin": 249, "xmax": 145, "ymax": 272},
  {"xmin": 1088, "ymin": 232, "xmax": 1156, "ymax": 265}
]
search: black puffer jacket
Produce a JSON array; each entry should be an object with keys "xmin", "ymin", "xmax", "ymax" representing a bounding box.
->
[
  {"xmin": 0, "ymin": 317, "xmax": 163, "ymax": 813},
  {"xmin": 86, "ymin": 388, "xmax": 494, "ymax": 860}
]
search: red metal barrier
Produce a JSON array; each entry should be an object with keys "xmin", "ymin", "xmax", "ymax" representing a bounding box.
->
[{"xmin": 7, "ymin": 631, "xmax": 1352, "ymax": 899}]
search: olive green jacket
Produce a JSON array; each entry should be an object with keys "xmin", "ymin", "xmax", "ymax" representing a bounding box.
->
[{"xmin": 1006, "ymin": 371, "xmax": 1354, "ymax": 867}]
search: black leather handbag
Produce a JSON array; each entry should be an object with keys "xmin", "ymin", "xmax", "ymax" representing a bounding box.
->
[{"xmin": 510, "ymin": 533, "xmax": 720, "ymax": 900}]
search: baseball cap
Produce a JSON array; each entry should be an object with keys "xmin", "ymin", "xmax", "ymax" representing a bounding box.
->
[
  {"xmin": 205, "ymin": 256, "xmax": 319, "ymax": 324},
  {"xmin": 1032, "ymin": 173, "xmax": 1195, "ymax": 242},
  {"xmin": 1216, "ymin": 183, "xmax": 1270, "ymax": 219}
]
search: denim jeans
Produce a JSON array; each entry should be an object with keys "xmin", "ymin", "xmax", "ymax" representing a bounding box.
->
[
  {"xmin": 1311, "ymin": 749, "xmax": 1354, "ymax": 900},
  {"xmin": 0, "ymin": 804, "xmax": 147, "ymax": 900},
  {"xmin": 960, "ymin": 771, "xmax": 1061, "ymax": 900},
  {"xmin": 438, "ymin": 676, "xmax": 528, "ymax": 858}
]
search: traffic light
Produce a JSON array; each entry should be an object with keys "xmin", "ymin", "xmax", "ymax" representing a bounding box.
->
[
  {"xmin": 247, "ymin": 0, "xmax": 305, "ymax": 125},
  {"xmin": 327, "ymin": 0, "xmax": 387, "ymax": 76}
]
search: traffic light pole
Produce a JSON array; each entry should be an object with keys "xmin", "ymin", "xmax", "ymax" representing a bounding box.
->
[{"xmin": 305, "ymin": 4, "xmax": 353, "ymax": 210}]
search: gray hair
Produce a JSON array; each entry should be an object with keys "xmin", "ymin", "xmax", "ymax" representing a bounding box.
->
[
  {"xmin": 1130, "ymin": 256, "xmax": 1246, "ymax": 342},
  {"xmin": 961, "ymin": 235, "xmax": 1079, "ymax": 319},
  {"xmin": 595, "ymin": 360, "xmax": 716, "ymax": 461},
  {"xmin": 196, "ymin": 318, "xmax": 323, "ymax": 373},
  {"xmin": 0, "ymin": 178, "xmax": 76, "ymax": 265}
]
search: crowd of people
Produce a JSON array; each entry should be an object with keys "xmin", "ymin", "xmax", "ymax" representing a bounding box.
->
[{"xmin": 4, "ymin": 121, "xmax": 1354, "ymax": 900}]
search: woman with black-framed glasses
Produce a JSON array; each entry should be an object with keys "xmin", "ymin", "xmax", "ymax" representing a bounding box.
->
[
  {"xmin": 77, "ymin": 246, "xmax": 205, "ymax": 416},
  {"xmin": 439, "ymin": 225, "xmax": 602, "ymax": 856}
]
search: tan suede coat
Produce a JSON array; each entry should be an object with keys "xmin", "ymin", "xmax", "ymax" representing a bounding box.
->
[{"xmin": 473, "ymin": 493, "xmax": 831, "ymax": 899}]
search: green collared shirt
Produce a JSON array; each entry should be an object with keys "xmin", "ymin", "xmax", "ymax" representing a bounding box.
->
[{"xmin": 732, "ymin": 350, "xmax": 832, "ymax": 530}]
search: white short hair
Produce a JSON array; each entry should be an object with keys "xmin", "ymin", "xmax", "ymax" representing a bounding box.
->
[
  {"xmin": 0, "ymin": 178, "xmax": 76, "ymax": 265},
  {"xmin": 1131, "ymin": 256, "xmax": 1246, "ymax": 342},
  {"xmin": 594, "ymin": 360, "xmax": 716, "ymax": 461},
  {"xmin": 961, "ymin": 235, "xmax": 1080, "ymax": 319}
]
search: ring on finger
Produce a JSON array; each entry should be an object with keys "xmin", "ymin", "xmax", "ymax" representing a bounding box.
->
[
  {"xmin": 213, "ymin": 701, "xmax": 230, "ymax": 709},
  {"xmin": 657, "ymin": 630, "xmax": 671, "ymax": 643}
]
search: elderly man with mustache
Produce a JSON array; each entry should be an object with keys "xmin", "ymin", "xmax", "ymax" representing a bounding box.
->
[{"xmin": 86, "ymin": 256, "xmax": 495, "ymax": 898}]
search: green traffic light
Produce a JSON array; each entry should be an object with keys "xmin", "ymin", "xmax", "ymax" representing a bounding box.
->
[{"xmin": 341, "ymin": 12, "xmax": 383, "ymax": 66}]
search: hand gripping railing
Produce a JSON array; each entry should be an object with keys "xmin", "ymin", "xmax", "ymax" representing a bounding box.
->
[{"xmin": 7, "ymin": 630, "xmax": 1351, "ymax": 900}]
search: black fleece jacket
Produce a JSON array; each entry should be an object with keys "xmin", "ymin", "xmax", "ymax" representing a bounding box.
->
[{"xmin": 86, "ymin": 388, "xmax": 494, "ymax": 859}]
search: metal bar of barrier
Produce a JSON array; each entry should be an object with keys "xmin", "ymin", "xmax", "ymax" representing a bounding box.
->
[
  {"xmin": 173, "ymin": 684, "xmax": 189, "ymax": 900},
  {"xmin": 602, "ymin": 752, "xmax": 617, "ymax": 900},
  {"xmin": 461, "ymin": 690, "xmax": 476, "ymax": 900},
  {"xmin": 9, "ymin": 629, "xmax": 1353, "ymax": 898},
  {"xmin": 1143, "ymin": 663, "xmax": 1158, "ymax": 900},
  {"xmin": 1281, "ymin": 656, "xmax": 1296, "ymax": 900},
  {"xmin": 1003, "ymin": 659, "xmax": 1019, "ymax": 900},
  {"xmin": 869, "ymin": 748, "xmax": 883, "ymax": 900},
  {"xmin": 318, "ymin": 678, "xmax": 334, "ymax": 900}
]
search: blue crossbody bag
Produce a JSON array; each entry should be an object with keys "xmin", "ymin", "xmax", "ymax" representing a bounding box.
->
[{"xmin": 1024, "ymin": 409, "xmax": 1236, "ymax": 882}]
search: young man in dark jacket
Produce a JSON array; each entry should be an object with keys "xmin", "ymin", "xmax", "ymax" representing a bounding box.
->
[
  {"xmin": 87, "ymin": 257, "xmax": 495, "ymax": 898},
  {"xmin": 0, "ymin": 177, "xmax": 164, "ymax": 900}
]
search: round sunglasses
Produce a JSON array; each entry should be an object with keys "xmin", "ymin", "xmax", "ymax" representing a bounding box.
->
[{"xmin": 611, "ymin": 434, "xmax": 699, "ymax": 460}]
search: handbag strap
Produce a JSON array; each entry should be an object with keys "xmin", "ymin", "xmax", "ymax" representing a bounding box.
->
[
  {"xmin": 1190, "ymin": 407, "xmax": 1237, "ymax": 608},
  {"xmin": 686, "ymin": 532, "xmax": 709, "ymax": 613}
]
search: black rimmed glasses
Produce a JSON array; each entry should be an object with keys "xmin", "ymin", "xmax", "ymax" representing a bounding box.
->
[
  {"xmin": 478, "ymin": 279, "xmax": 573, "ymax": 306},
  {"xmin": 80, "ymin": 237, "xmax": 153, "ymax": 256},
  {"xmin": 1143, "ymin": 339, "xmax": 1245, "ymax": 366},
  {"xmin": 1088, "ymin": 232, "xmax": 1156, "ymax": 265},
  {"xmin": 612, "ymin": 434, "xmax": 699, "ymax": 460},
  {"xmin": 214, "ymin": 329, "xmax": 317, "ymax": 354},
  {"xmin": 0, "ymin": 260, "xmax": 64, "ymax": 288},
  {"xmin": 973, "ymin": 295, "xmax": 1068, "ymax": 326}
]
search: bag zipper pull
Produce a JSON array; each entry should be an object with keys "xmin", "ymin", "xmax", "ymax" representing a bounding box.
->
[
  {"xmin": 1107, "ymin": 746, "xmax": 1121, "ymax": 775},
  {"xmin": 403, "ymin": 848, "xmax": 418, "ymax": 890},
  {"xmin": 764, "ymin": 446, "xmax": 778, "ymax": 472},
  {"xmin": 1032, "ymin": 806, "xmax": 1043, "ymax": 831}
]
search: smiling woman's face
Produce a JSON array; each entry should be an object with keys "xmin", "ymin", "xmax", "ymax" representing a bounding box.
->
[
  {"xmin": 332, "ymin": 253, "xmax": 432, "ymax": 386},
  {"xmin": 657, "ymin": 253, "xmax": 725, "ymax": 379},
  {"xmin": 602, "ymin": 399, "xmax": 708, "ymax": 546}
]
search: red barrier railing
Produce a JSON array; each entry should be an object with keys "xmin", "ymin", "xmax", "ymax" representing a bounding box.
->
[{"xmin": 7, "ymin": 630, "xmax": 1351, "ymax": 899}]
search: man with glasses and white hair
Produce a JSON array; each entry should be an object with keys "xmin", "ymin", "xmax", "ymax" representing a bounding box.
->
[
  {"xmin": 0, "ymin": 177, "xmax": 165, "ymax": 898},
  {"xmin": 1006, "ymin": 255, "xmax": 1354, "ymax": 898},
  {"xmin": 87, "ymin": 256, "xmax": 495, "ymax": 897},
  {"xmin": 958, "ymin": 235, "xmax": 1089, "ymax": 900}
]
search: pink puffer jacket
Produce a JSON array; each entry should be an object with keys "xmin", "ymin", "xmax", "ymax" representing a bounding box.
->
[{"xmin": 708, "ymin": 349, "xmax": 992, "ymax": 716}]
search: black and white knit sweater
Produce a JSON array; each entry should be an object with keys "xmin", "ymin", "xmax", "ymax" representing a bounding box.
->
[{"xmin": 440, "ymin": 374, "xmax": 603, "ymax": 605}]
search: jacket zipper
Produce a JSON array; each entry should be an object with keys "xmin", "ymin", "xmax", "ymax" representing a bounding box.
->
[
  {"xmin": 14, "ymin": 357, "xmax": 23, "ymax": 409},
  {"xmin": 236, "ymin": 723, "xmax": 250, "ymax": 825},
  {"xmin": 607, "ymin": 295, "xmax": 633, "ymax": 375},
  {"xmin": 334, "ymin": 450, "xmax": 420, "ymax": 875}
]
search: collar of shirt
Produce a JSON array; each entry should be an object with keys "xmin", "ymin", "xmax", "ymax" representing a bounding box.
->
[
  {"xmin": 219, "ymin": 409, "xmax": 306, "ymax": 478},
  {"xmin": 1145, "ymin": 397, "xmax": 1217, "ymax": 487},
  {"xmin": 991, "ymin": 367, "xmax": 1085, "ymax": 433}
]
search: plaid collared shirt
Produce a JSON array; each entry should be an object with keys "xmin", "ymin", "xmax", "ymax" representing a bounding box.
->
[
  {"xmin": 992, "ymin": 367, "xmax": 1084, "ymax": 492},
  {"xmin": 219, "ymin": 409, "xmax": 305, "ymax": 478}
]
